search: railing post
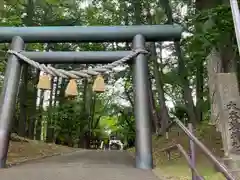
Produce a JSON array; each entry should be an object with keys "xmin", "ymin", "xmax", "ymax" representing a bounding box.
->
[
  {"xmin": 188, "ymin": 123, "xmax": 196, "ymax": 180},
  {"xmin": 229, "ymin": 0, "xmax": 240, "ymax": 55},
  {"xmin": 132, "ymin": 34, "xmax": 153, "ymax": 169},
  {"xmin": 0, "ymin": 36, "xmax": 24, "ymax": 168}
]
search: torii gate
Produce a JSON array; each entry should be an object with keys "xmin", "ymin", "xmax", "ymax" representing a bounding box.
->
[{"xmin": 0, "ymin": 24, "xmax": 183, "ymax": 169}]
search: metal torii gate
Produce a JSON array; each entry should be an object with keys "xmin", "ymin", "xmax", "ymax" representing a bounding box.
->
[{"xmin": 0, "ymin": 24, "xmax": 183, "ymax": 169}]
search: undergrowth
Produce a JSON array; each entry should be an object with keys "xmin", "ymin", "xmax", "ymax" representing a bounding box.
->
[{"xmin": 128, "ymin": 123, "xmax": 225, "ymax": 180}]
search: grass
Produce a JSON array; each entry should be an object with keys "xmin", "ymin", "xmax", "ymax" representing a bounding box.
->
[
  {"xmin": 128, "ymin": 123, "xmax": 226, "ymax": 180},
  {"xmin": 154, "ymin": 157, "xmax": 225, "ymax": 180}
]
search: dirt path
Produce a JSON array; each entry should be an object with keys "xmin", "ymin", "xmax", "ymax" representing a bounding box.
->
[{"xmin": 2, "ymin": 150, "xmax": 162, "ymax": 180}]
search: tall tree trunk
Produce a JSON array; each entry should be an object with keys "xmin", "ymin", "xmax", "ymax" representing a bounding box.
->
[
  {"xmin": 46, "ymin": 77, "xmax": 54, "ymax": 142},
  {"xmin": 159, "ymin": 0, "xmax": 198, "ymax": 124},
  {"xmin": 144, "ymin": 1, "xmax": 162, "ymax": 133},
  {"xmin": 90, "ymin": 93, "xmax": 96, "ymax": 137},
  {"xmin": 28, "ymin": 70, "xmax": 40, "ymax": 139},
  {"xmin": 58, "ymin": 78, "xmax": 67, "ymax": 104},
  {"xmin": 53, "ymin": 77, "xmax": 59, "ymax": 107},
  {"xmin": 35, "ymin": 89, "xmax": 44, "ymax": 140},
  {"xmin": 207, "ymin": 49, "xmax": 222, "ymax": 131},
  {"xmin": 151, "ymin": 42, "xmax": 171, "ymax": 134},
  {"xmin": 218, "ymin": 36, "xmax": 238, "ymax": 73},
  {"xmin": 52, "ymin": 77, "xmax": 59, "ymax": 141},
  {"xmin": 18, "ymin": 65, "xmax": 28, "ymax": 137},
  {"xmin": 175, "ymin": 43, "xmax": 198, "ymax": 125},
  {"xmin": 196, "ymin": 58, "xmax": 204, "ymax": 122},
  {"xmin": 148, "ymin": 76, "xmax": 160, "ymax": 133},
  {"xmin": 78, "ymin": 78, "xmax": 88, "ymax": 148},
  {"xmin": 79, "ymin": 78, "xmax": 91, "ymax": 149},
  {"xmin": 86, "ymin": 82, "xmax": 93, "ymax": 146},
  {"xmin": 19, "ymin": 0, "xmax": 35, "ymax": 137}
]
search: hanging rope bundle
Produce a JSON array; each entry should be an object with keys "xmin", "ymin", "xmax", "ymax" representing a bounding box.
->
[
  {"xmin": 37, "ymin": 73, "xmax": 51, "ymax": 90},
  {"xmin": 92, "ymin": 75, "xmax": 105, "ymax": 93},
  {"xmin": 7, "ymin": 49, "xmax": 148, "ymax": 97},
  {"xmin": 65, "ymin": 79, "xmax": 78, "ymax": 97}
]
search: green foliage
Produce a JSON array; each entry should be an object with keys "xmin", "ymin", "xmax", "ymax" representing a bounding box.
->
[
  {"xmin": 99, "ymin": 116, "xmax": 118, "ymax": 136},
  {"xmin": 1, "ymin": 0, "xmax": 236, "ymax": 150},
  {"xmin": 185, "ymin": 5, "xmax": 235, "ymax": 62},
  {"xmin": 52, "ymin": 100, "xmax": 84, "ymax": 138}
]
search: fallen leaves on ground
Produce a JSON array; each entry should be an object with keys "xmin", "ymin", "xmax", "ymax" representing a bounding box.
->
[{"xmin": 7, "ymin": 138, "xmax": 78, "ymax": 165}]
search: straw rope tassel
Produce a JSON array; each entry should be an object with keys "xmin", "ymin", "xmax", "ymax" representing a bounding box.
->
[
  {"xmin": 92, "ymin": 75, "xmax": 105, "ymax": 93},
  {"xmin": 37, "ymin": 74, "xmax": 51, "ymax": 90},
  {"xmin": 65, "ymin": 79, "xmax": 78, "ymax": 97}
]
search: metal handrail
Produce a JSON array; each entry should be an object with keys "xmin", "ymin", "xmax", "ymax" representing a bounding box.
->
[
  {"xmin": 175, "ymin": 144, "xmax": 203, "ymax": 180},
  {"xmin": 161, "ymin": 143, "xmax": 203, "ymax": 179},
  {"xmin": 173, "ymin": 119, "xmax": 235, "ymax": 180},
  {"xmin": 230, "ymin": 0, "xmax": 240, "ymax": 56}
]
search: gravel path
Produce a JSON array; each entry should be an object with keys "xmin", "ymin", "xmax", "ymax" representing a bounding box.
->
[{"xmin": 0, "ymin": 150, "xmax": 162, "ymax": 180}]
